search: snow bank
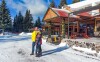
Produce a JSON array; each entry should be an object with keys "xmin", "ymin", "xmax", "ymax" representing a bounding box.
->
[
  {"xmin": 42, "ymin": 39, "xmax": 46, "ymax": 43},
  {"xmin": 26, "ymin": 33, "xmax": 32, "ymax": 35},
  {"xmin": 0, "ymin": 33, "xmax": 3, "ymax": 36},
  {"xmin": 19, "ymin": 32, "xmax": 26, "ymax": 36},
  {"xmin": 0, "ymin": 35, "xmax": 12, "ymax": 39},
  {"xmin": 42, "ymin": 36, "xmax": 48, "ymax": 43},
  {"xmin": 72, "ymin": 46, "xmax": 97, "ymax": 54},
  {"xmin": 58, "ymin": 42, "xmax": 69, "ymax": 49},
  {"xmin": 19, "ymin": 32, "xmax": 32, "ymax": 36},
  {"xmin": 59, "ymin": 42, "xmax": 67, "ymax": 47},
  {"xmin": 58, "ymin": 38, "xmax": 69, "ymax": 48},
  {"xmin": 72, "ymin": 46, "xmax": 98, "ymax": 57},
  {"xmin": 42, "ymin": 35, "xmax": 48, "ymax": 43}
]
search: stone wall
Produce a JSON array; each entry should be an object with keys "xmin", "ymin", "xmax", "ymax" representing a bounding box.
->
[{"xmin": 62, "ymin": 39, "xmax": 100, "ymax": 53}]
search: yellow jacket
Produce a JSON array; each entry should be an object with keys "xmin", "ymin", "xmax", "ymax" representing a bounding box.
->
[{"xmin": 31, "ymin": 31, "xmax": 38, "ymax": 42}]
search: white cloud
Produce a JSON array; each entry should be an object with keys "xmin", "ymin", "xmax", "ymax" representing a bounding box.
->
[
  {"xmin": 6, "ymin": 0, "xmax": 48, "ymax": 16},
  {"xmin": 24, "ymin": 0, "xmax": 47, "ymax": 16}
]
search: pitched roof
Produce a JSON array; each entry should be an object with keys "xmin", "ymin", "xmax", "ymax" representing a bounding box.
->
[
  {"xmin": 43, "ymin": 7, "xmax": 80, "ymax": 21},
  {"xmin": 52, "ymin": 8, "xmax": 80, "ymax": 18},
  {"xmin": 52, "ymin": 8, "xmax": 69, "ymax": 17}
]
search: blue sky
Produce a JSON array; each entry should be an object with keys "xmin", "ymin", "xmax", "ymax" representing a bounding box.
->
[{"xmin": 0, "ymin": 0, "xmax": 73, "ymax": 21}]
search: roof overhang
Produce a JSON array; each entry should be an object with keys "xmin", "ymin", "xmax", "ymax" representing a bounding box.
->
[{"xmin": 71, "ymin": 3, "xmax": 100, "ymax": 15}]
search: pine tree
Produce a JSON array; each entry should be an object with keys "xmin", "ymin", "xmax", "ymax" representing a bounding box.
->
[
  {"xmin": 17, "ymin": 11, "xmax": 23, "ymax": 32},
  {"xmin": 0, "ymin": 4, "xmax": 2, "ymax": 29},
  {"xmin": 37, "ymin": 17, "xmax": 41, "ymax": 28},
  {"xmin": 23, "ymin": 10, "xmax": 33, "ymax": 32},
  {"xmin": 73, "ymin": 0, "xmax": 80, "ymax": 3},
  {"xmin": 13, "ymin": 15, "xmax": 18, "ymax": 32},
  {"xmin": 29, "ymin": 13, "xmax": 33, "ymax": 28},
  {"xmin": 34, "ymin": 17, "xmax": 41, "ymax": 28},
  {"xmin": 13, "ymin": 11, "xmax": 24, "ymax": 32},
  {"xmin": 0, "ymin": 0, "xmax": 12, "ymax": 32},
  {"xmin": 58, "ymin": 0, "xmax": 67, "ymax": 8},
  {"xmin": 50, "ymin": 0, "xmax": 55, "ymax": 8},
  {"xmin": 34, "ymin": 20, "xmax": 38, "ymax": 27}
]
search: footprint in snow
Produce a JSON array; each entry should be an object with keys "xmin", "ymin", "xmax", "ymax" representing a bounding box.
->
[{"xmin": 17, "ymin": 49, "xmax": 26, "ymax": 55}]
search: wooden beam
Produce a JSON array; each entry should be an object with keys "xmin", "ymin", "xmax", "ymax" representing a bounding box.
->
[
  {"xmin": 94, "ymin": 19, "xmax": 97, "ymax": 32},
  {"xmin": 77, "ymin": 21, "xmax": 79, "ymax": 33}
]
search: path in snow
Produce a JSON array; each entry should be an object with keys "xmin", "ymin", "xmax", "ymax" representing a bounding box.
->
[{"xmin": 0, "ymin": 36, "xmax": 100, "ymax": 62}]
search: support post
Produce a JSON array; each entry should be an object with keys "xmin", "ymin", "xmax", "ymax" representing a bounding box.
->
[
  {"xmin": 47, "ymin": 22, "xmax": 52, "ymax": 43},
  {"xmin": 68, "ymin": 13, "xmax": 70, "ymax": 39},
  {"xmin": 77, "ymin": 21, "xmax": 79, "ymax": 33},
  {"xmin": 61, "ymin": 19, "xmax": 65, "ymax": 38},
  {"xmin": 73, "ymin": 22, "xmax": 75, "ymax": 34},
  {"xmin": 48, "ymin": 22, "xmax": 51, "ymax": 38},
  {"xmin": 94, "ymin": 19, "xmax": 97, "ymax": 32}
]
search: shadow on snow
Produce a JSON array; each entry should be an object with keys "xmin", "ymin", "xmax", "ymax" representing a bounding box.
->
[
  {"xmin": 42, "ymin": 46, "xmax": 69, "ymax": 56},
  {"xmin": 0, "ymin": 36, "xmax": 31, "ymax": 43}
]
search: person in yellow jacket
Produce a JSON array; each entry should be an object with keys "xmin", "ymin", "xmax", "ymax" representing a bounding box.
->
[{"xmin": 30, "ymin": 27, "xmax": 38, "ymax": 55}]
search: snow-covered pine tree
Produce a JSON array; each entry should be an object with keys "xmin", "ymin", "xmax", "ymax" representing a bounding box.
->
[
  {"xmin": 0, "ymin": 4, "xmax": 2, "ymax": 29},
  {"xmin": 58, "ymin": 0, "xmax": 68, "ymax": 8},
  {"xmin": 17, "ymin": 11, "xmax": 24, "ymax": 32},
  {"xmin": 50, "ymin": 0, "xmax": 55, "ymax": 8},
  {"xmin": 13, "ymin": 12, "xmax": 24, "ymax": 32},
  {"xmin": 0, "ymin": 0, "xmax": 12, "ymax": 32},
  {"xmin": 34, "ymin": 17, "xmax": 41, "ymax": 28},
  {"xmin": 23, "ymin": 10, "xmax": 33, "ymax": 32},
  {"xmin": 13, "ymin": 15, "xmax": 18, "ymax": 32}
]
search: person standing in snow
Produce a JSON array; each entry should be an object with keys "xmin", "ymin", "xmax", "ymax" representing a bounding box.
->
[
  {"xmin": 30, "ymin": 27, "xmax": 38, "ymax": 55},
  {"xmin": 35, "ymin": 29, "xmax": 42, "ymax": 57}
]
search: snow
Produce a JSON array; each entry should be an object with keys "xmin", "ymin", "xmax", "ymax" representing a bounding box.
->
[
  {"xmin": 72, "ymin": 46, "xmax": 96, "ymax": 54},
  {"xmin": 19, "ymin": 32, "xmax": 32, "ymax": 36},
  {"xmin": 26, "ymin": 33, "xmax": 32, "ymax": 35},
  {"xmin": 68, "ymin": 0, "xmax": 100, "ymax": 16},
  {"xmin": 0, "ymin": 33, "xmax": 3, "ymax": 36},
  {"xmin": 58, "ymin": 42, "xmax": 68, "ymax": 48},
  {"xmin": 52, "ymin": 8, "xmax": 71, "ymax": 13},
  {"xmin": 19, "ymin": 32, "xmax": 26, "ymax": 36},
  {"xmin": 0, "ymin": 35, "xmax": 100, "ymax": 62},
  {"xmin": 42, "ymin": 38, "xmax": 46, "ymax": 43},
  {"xmin": 68, "ymin": 0, "xmax": 100, "ymax": 9}
]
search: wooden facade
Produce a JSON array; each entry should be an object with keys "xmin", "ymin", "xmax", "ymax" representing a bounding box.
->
[
  {"xmin": 43, "ymin": 9, "xmax": 58, "ymax": 21},
  {"xmin": 43, "ymin": 7, "xmax": 100, "ymax": 40}
]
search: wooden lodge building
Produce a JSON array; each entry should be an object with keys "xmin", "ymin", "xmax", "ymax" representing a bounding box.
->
[{"xmin": 42, "ymin": 0, "xmax": 100, "ymax": 40}]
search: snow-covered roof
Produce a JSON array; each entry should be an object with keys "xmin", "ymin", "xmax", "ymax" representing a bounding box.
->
[
  {"xmin": 68, "ymin": 0, "xmax": 100, "ymax": 11},
  {"xmin": 52, "ymin": 8, "xmax": 71, "ymax": 13},
  {"xmin": 51, "ymin": 8, "xmax": 79, "ymax": 18},
  {"xmin": 51, "ymin": 8, "xmax": 69, "ymax": 17}
]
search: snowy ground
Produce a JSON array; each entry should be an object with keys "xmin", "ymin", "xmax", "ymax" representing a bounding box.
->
[{"xmin": 0, "ymin": 35, "xmax": 100, "ymax": 62}]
